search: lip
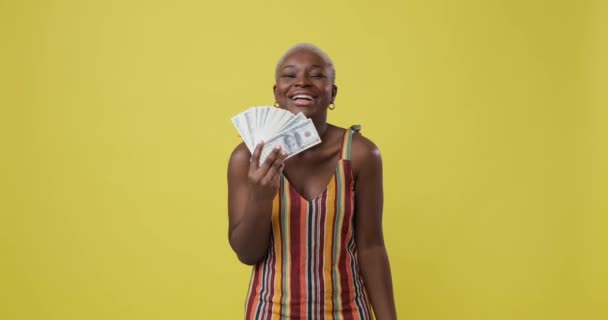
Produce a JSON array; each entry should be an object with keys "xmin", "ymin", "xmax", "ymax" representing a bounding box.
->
[
  {"xmin": 288, "ymin": 91, "xmax": 315, "ymax": 106},
  {"xmin": 292, "ymin": 98, "xmax": 314, "ymax": 106},
  {"xmin": 288, "ymin": 91, "xmax": 316, "ymax": 99},
  {"xmin": 287, "ymin": 91, "xmax": 316, "ymax": 106}
]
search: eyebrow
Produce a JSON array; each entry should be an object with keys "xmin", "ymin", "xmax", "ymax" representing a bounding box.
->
[{"xmin": 281, "ymin": 64, "xmax": 325, "ymax": 69}]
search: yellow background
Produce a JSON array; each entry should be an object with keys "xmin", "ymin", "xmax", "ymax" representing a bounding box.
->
[{"xmin": 1, "ymin": 0, "xmax": 606, "ymax": 319}]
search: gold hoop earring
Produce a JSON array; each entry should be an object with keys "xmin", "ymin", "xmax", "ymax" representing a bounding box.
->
[
  {"xmin": 274, "ymin": 102, "xmax": 280, "ymax": 107},
  {"xmin": 329, "ymin": 103, "xmax": 336, "ymax": 110}
]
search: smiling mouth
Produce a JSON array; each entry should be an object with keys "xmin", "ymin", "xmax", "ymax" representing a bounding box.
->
[
  {"xmin": 291, "ymin": 94, "xmax": 313, "ymax": 101},
  {"xmin": 290, "ymin": 94, "xmax": 314, "ymax": 106}
]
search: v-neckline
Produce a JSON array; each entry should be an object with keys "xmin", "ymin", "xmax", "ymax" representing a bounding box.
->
[{"xmin": 281, "ymin": 159, "xmax": 344, "ymax": 202}]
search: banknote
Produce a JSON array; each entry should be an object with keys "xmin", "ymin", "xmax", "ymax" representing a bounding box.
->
[
  {"xmin": 231, "ymin": 106, "xmax": 320, "ymax": 159},
  {"xmin": 231, "ymin": 115, "xmax": 253, "ymax": 151},
  {"xmin": 259, "ymin": 118, "xmax": 321, "ymax": 163},
  {"xmin": 231, "ymin": 106, "xmax": 316, "ymax": 153}
]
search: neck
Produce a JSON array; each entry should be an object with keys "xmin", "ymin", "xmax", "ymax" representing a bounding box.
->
[
  {"xmin": 315, "ymin": 121, "xmax": 328, "ymax": 139},
  {"xmin": 310, "ymin": 112, "xmax": 331, "ymax": 140}
]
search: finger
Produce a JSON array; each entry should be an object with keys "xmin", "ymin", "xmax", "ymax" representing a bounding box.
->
[
  {"xmin": 258, "ymin": 146, "xmax": 282, "ymax": 176},
  {"xmin": 250, "ymin": 142, "xmax": 264, "ymax": 170},
  {"xmin": 262, "ymin": 165, "xmax": 285, "ymax": 187},
  {"xmin": 263, "ymin": 151, "xmax": 287, "ymax": 182}
]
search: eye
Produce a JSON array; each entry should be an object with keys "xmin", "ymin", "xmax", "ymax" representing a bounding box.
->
[
  {"xmin": 281, "ymin": 73, "xmax": 296, "ymax": 78},
  {"xmin": 311, "ymin": 73, "xmax": 326, "ymax": 78}
]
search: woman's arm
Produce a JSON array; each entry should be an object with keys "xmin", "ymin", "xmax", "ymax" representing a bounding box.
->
[
  {"xmin": 227, "ymin": 142, "xmax": 287, "ymax": 265},
  {"xmin": 352, "ymin": 134, "xmax": 397, "ymax": 320}
]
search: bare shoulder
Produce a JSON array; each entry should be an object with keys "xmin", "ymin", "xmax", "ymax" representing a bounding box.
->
[
  {"xmin": 228, "ymin": 143, "xmax": 251, "ymax": 174},
  {"xmin": 350, "ymin": 131, "xmax": 382, "ymax": 177}
]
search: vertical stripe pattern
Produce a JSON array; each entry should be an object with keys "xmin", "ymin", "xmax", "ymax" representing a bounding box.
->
[{"xmin": 245, "ymin": 127, "xmax": 371, "ymax": 319}]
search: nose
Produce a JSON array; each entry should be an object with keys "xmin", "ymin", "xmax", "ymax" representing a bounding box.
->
[{"xmin": 294, "ymin": 74, "xmax": 311, "ymax": 87}]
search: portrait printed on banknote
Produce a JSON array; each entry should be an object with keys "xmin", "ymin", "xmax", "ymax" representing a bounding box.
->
[{"xmin": 282, "ymin": 132, "xmax": 302, "ymax": 153}]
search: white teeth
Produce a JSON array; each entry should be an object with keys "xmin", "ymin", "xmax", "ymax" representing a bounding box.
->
[{"xmin": 293, "ymin": 94, "xmax": 313, "ymax": 100}]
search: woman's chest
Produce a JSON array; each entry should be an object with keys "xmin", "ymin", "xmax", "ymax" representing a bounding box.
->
[{"xmin": 282, "ymin": 153, "xmax": 341, "ymax": 202}]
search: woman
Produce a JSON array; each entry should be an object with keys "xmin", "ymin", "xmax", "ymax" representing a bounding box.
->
[{"xmin": 228, "ymin": 43, "xmax": 397, "ymax": 319}]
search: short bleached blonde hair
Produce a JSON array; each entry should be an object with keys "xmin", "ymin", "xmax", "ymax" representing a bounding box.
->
[{"xmin": 275, "ymin": 43, "xmax": 336, "ymax": 84}]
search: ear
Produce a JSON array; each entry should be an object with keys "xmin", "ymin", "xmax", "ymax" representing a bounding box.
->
[
  {"xmin": 331, "ymin": 84, "xmax": 338, "ymax": 103},
  {"xmin": 273, "ymin": 84, "xmax": 279, "ymax": 103}
]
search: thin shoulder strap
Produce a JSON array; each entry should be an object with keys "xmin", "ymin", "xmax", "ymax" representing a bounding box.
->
[{"xmin": 340, "ymin": 124, "xmax": 361, "ymax": 160}]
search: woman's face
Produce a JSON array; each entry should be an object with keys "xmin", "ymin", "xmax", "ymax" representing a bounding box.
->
[{"xmin": 274, "ymin": 50, "xmax": 337, "ymax": 118}]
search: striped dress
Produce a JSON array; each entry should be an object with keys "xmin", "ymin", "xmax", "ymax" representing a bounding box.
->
[{"xmin": 244, "ymin": 126, "xmax": 372, "ymax": 320}]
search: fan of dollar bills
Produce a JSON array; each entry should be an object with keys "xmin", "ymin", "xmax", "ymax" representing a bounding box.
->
[{"xmin": 231, "ymin": 106, "xmax": 321, "ymax": 163}]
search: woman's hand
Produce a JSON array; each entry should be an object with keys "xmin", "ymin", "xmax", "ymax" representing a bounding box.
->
[
  {"xmin": 248, "ymin": 143, "xmax": 288, "ymax": 201},
  {"xmin": 227, "ymin": 142, "xmax": 287, "ymax": 265}
]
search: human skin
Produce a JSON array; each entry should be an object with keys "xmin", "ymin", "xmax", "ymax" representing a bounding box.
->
[{"xmin": 227, "ymin": 49, "xmax": 397, "ymax": 319}]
